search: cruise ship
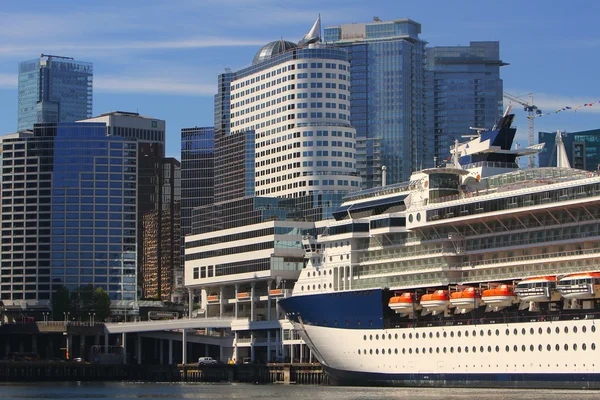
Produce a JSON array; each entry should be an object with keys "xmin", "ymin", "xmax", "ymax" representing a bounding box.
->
[{"xmin": 279, "ymin": 109, "xmax": 600, "ymax": 388}]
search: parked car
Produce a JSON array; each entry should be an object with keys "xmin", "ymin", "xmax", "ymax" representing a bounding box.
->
[{"xmin": 198, "ymin": 356, "xmax": 217, "ymax": 365}]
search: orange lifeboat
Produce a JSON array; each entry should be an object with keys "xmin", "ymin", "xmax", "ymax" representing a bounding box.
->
[
  {"xmin": 449, "ymin": 287, "xmax": 481, "ymax": 314},
  {"xmin": 481, "ymin": 284, "xmax": 518, "ymax": 312},
  {"xmin": 388, "ymin": 292, "xmax": 421, "ymax": 315},
  {"xmin": 420, "ymin": 290, "xmax": 450, "ymax": 316},
  {"xmin": 515, "ymin": 276, "xmax": 559, "ymax": 303},
  {"xmin": 557, "ymin": 272, "xmax": 600, "ymax": 300}
]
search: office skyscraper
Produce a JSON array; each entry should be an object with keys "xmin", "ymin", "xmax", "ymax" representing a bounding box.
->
[
  {"xmin": 18, "ymin": 55, "xmax": 93, "ymax": 131},
  {"xmin": 0, "ymin": 123, "xmax": 138, "ymax": 314},
  {"xmin": 426, "ymin": 42, "xmax": 506, "ymax": 163},
  {"xmin": 324, "ymin": 18, "xmax": 427, "ymax": 188}
]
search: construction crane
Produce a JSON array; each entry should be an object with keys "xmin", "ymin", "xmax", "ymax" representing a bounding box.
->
[{"xmin": 503, "ymin": 92, "xmax": 542, "ymax": 168}]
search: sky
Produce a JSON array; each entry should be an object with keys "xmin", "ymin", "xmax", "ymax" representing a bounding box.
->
[{"xmin": 0, "ymin": 0, "xmax": 599, "ymax": 159}]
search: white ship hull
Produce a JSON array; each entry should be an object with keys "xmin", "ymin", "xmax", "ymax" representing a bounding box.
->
[{"xmin": 295, "ymin": 318, "xmax": 600, "ymax": 388}]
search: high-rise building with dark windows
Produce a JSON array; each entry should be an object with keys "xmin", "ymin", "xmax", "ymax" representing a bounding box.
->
[
  {"xmin": 18, "ymin": 55, "xmax": 93, "ymax": 131},
  {"xmin": 539, "ymin": 129, "xmax": 600, "ymax": 171},
  {"xmin": 324, "ymin": 18, "xmax": 428, "ymax": 188},
  {"xmin": 426, "ymin": 42, "xmax": 506, "ymax": 163},
  {"xmin": 0, "ymin": 122, "xmax": 138, "ymax": 314}
]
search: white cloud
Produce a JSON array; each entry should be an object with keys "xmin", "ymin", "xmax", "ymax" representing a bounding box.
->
[{"xmin": 95, "ymin": 75, "xmax": 215, "ymax": 96}]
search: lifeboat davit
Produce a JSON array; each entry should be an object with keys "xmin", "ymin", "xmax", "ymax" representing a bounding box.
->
[
  {"xmin": 515, "ymin": 276, "xmax": 560, "ymax": 303},
  {"xmin": 450, "ymin": 287, "xmax": 481, "ymax": 314},
  {"xmin": 420, "ymin": 290, "xmax": 450, "ymax": 316},
  {"xmin": 481, "ymin": 284, "xmax": 518, "ymax": 312},
  {"xmin": 388, "ymin": 292, "xmax": 421, "ymax": 315},
  {"xmin": 557, "ymin": 272, "xmax": 600, "ymax": 300}
]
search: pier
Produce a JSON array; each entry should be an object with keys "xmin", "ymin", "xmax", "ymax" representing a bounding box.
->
[{"xmin": 0, "ymin": 361, "xmax": 328, "ymax": 384}]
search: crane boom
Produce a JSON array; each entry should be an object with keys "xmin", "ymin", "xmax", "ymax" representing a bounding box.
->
[{"xmin": 503, "ymin": 92, "xmax": 542, "ymax": 168}]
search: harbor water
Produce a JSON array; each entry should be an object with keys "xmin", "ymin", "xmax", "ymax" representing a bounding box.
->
[{"xmin": 2, "ymin": 382, "xmax": 600, "ymax": 399}]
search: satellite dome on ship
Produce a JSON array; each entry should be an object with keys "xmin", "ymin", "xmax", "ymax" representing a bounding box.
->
[{"xmin": 252, "ymin": 40, "xmax": 297, "ymax": 64}]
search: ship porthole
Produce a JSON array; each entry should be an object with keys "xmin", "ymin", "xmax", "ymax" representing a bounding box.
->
[
  {"xmin": 408, "ymin": 214, "xmax": 413, "ymax": 223},
  {"xmin": 555, "ymin": 327, "xmax": 560, "ymax": 334},
  {"xmin": 472, "ymin": 346, "xmax": 476, "ymax": 353},
  {"xmin": 514, "ymin": 328, "xmax": 518, "ymax": 335},
  {"xmin": 514, "ymin": 345, "xmax": 518, "ymax": 352},
  {"xmin": 564, "ymin": 344, "xmax": 569, "ymax": 351},
  {"xmin": 592, "ymin": 343, "xmax": 596, "ymax": 350},
  {"xmin": 363, "ymin": 335, "xmax": 367, "ymax": 341},
  {"xmin": 547, "ymin": 327, "xmax": 551, "ymax": 334},
  {"xmin": 416, "ymin": 213, "xmax": 421, "ymax": 222},
  {"xmin": 583, "ymin": 343, "xmax": 587, "ymax": 350},
  {"xmin": 530, "ymin": 345, "xmax": 534, "ymax": 352},
  {"xmin": 402, "ymin": 348, "xmax": 405, "ymax": 354},
  {"xmin": 592, "ymin": 326, "xmax": 596, "ymax": 333},
  {"xmin": 574, "ymin": 326, "xmax": 578, "ymax": 333},
  {"xmin": 530, "ymin": 328, "xmax": 535, "ymax": 335},
  {"xmin": 395, "ymin": 348, "xmax": 398, "ymax": 354},
  {"xmin": 429, "ymin": 332, "xmax": 433, "ymax": 338},
  {"xmin": 573, "ymin": 344, "xmax": 578, "ymax": 351},
  {"xmin": 505, "ymin": 345, "xmax": 510, "ymax": 352},
  {"xmin": 564, "ymin": 327, "xmax": 569, "ymax": 334},
  {"xmin": 547, "ymin": 344, "xmax": 551, "ymax": 351},
  {"xmin": 555, "ymin": 344, "xmax": 560, "ymax": 351},
  {"xmin": 505, "ymin": 329, "xmax": 510, "ymax": 335},
  {"xmin": 538, "ymin": 327, "xmax": 543, "ymax": 334},
  {"xmin": 358, "ymin": 349, "xmax": 361, "ymax": 355},
  {"xmin": 583, "ymin": 326, "xmax": 587, "ymax": 333},
  {"xmin": 394, "ymin": 333, "xmax": 398, "ymax": 340}
]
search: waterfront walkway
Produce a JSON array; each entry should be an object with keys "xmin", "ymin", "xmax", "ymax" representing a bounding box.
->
[{"xmin": 104, "ymin": 317, "xmax": 240, "ymax": 334}]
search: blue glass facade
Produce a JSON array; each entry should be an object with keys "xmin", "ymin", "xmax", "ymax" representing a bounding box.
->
[
  {"xmin": 324, "ymin": 19, "xmax": 427, "ymax": 188},
  {"xmin": 539, "ymin": 129, "xmax": 600, "ymax": 171},
  {"xmin": 18, "ymin": 56, "xmax": 93, "ymax": 131},
  {"xmin": 0, "ymin": 122, "xmax": 137, "ymax": 308},
  {"xmin": 426, "ymin": 42, "xmax": 505, "ymax": 163}
]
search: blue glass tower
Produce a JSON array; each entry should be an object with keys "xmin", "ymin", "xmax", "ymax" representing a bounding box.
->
[
  {"xmin": 426, "ymin": 42, "xmax": 506, "ymax": 163},
  {"xmin": 325, "ymin": 18, "xmax": 427, "ymax": 187},
  {"xmin": 539, "ymin": 129, "xmax": 600, "ymax": 171},
  {"xmin": 18, "ymin": 55, "xmax": 93, "ymax": 131},
  {"xmin": 0, "ymin": 122, "xmax": 137, "ymax": 312}
]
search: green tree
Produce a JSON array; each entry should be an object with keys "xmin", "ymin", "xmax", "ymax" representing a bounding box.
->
[
  {"xmin": 93, "ymin": 288, "xmax": 111, "ymax": 322},
  {"xmin": 52, "ymin": 286, "xmax": 70, "ymax": 321}
]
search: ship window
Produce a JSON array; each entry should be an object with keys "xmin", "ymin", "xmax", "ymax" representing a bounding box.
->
[
  {"xmin": 382, "ymin": 348, "xmax": 386, "ymax": 355},
  {"xmin": 450, "ymin": 332, "xmax": 454, "ymax": 338},
  {"xmin": 514, "ymin": 328, "xmax": 518, "ymax": 335},
  {"xmin": 547, "ymin": 344, "xmax": 551, "ymax": 351},
  {"xmin": 409, "ymin": 214, "xmax": 413, "ymax": 223},
  {"xmin": 522, "ymin": 345, "xmax": 526, "ymax": 352},
  {"xmin": 495, "ymin": 329, "xmax": 499, "ymax": 336},
  {"xmin": 564, "ymin": 327, "xmax": 569, "ymax": 334},
  {"xmin": 472, "ymin": 346, "xmax": 476, "ymax": 353},
  {"xmin": 312, "ymin": 285, "xmax": 315, "ymax": 290},
  {"xmin": 465, "ymin": 331, "xmax": 469, "ymax": 337},
  {"xmin": 487, "ymin": 346, "xmax": 492, "ymax": 352},
  {"xmin": 388, "ymin": 334, "xmax": 392, "ymax": 340},
  {"xmin": 538, "ymin": 328, "xmax": 543, "ymax": 334},
  {"xmin": 369, "ymin": 349, "xmax": 373, "ymax": 355},
  {"xmin": 376, "ymin": 334, "xmax": 379, "ymax": 340},
  {"xmin": 429, "ymin": 332, "xmax": 433, "ymax": 338},
  {"xmin": 573, "ymin": 326, "xmax": 578, "ymax": 334},
  {"xmin": 402, "ymin": 348, "xmax": 405, "ymax": 354},
  {"xmin": 443, "ymin": 347, "xmax": 447, "ymax": 353},
  {"xmin": 530, "ymin": 328, "xmax": 534, "ymax": 335},
  {"xmin": 363, "ymin": 335, "xmax": 366, "ymax": 341},
  {"xmin": 402, "ymin": 333, "xmax": 406, "ymax": 339},
  {"xmin": 556, "ymin": 327, "xmax": 560, "ymax": 334},
  {"xmin": 415, "ymin": 333, "xmax": 419, "ymax": 339},
  {"xmin": 394, "ymin": 348, "xmax": 398, "ymax": 354},
  {"xmin": 514, "ymin": 345, "xmax": 518, "ymax": 352},
  {"xmin": 583, "ymin": 343, "xmax": 587, "ymax": 351},
  {"xmin": 564, "ymin": 344, "xmax": 569, "ymax": 351},
  {"xmin": 530, "ymin": 345, "xmax": 534, "ymax": 352},
  {"xmin": 457, "ymin": 331, "xmax": 461, "ymax": 338},
  {"xmin": 480, "ymin": 330, "xmax": 484, "ymax": 336},
  {"xmin": 409, "ymin": 333, "xmax": 412, "ymax": 339},
  {"xmin": 408, "ymin": 348, "xmax": 411, "ymax": 354},
  {"xmin": 301, "ymin": 286, "xmax": 304, "ymax": 291},
  {"xmin": 583, "ymin": 326, "xmax": 587, "ymax": 333},
  {"xmin": 457, "ymin": 347, "xmax": 461, "ymax": 353},
  {"xmin": 592, "ymin": 343, "xmax": 596, "ymax": 350},
  {"xmin": 429, "ymin": 347, "xmax": 433, "ymax": 354},
  {"xmin": 573, "ymin": 344, "xmax": 578, "ymax": 351},
  {"xmin": 369, "ymin": 335, "xmax": 373, "ymax": 340},
  {"xmin": 472, "ymin": 330, "xmax": 476, "ymax": 337},
  {"xmin": 555, "ymin": 344, "xmax": 560, "ymax": 351},
  {"xmin": 480, "ymin": 346, "xmax": 484, "ymax": 352},
  {"xmin": 505, "ymin": 345, "xmax": 510, "ymax": 352},
  {"xmin": 376, "ymin": 349, "xmax": 379, "ymax": 355},
  {"xmin": 495, "ymin": 346, "xmax": 499, "ymax": 352},
  {"xmin": 506, "ymin": 329, "xmax": 510, "ymax": 336},
  {"xmin": 450, "ymin": 347, "xmax": 454, "ymax": 353},
  {"xmin": 521, "ymin": 328, "xmax": 526, "ymax": 335},
  {"xmin": 358, "ymin": 349, "xmax": 361, "ymax": 355},
  {"xmin": 436, "ymin": 332, "xmax": 440, "ymax": 338},
  {"xmin": 487, "ymin": 330, "xmax": 492, "ymax": 336},
  {"xmin": 394, "ymin": 334, "xmax": 398, "ymax": 340},
  {"xmin": 593, "ymin": 326, "xmax": 596, "ymax": 333},
  {"xmin": 436, "ymin": 347, "xmax": 440, "ymax": 354},
  {"xmin": 443, "ymin": 332, "xmax": 447, "ymax": 338},
  {"xmin": 547, "ymin": 327, "xmax": 551, "ymax": 334},
  {"xmin": 329, "ymin": 283, "xmax": 332, "ymax": 289},
  {"xmin": 416, "ymin": 213, "xmax": 421, "ymax": 222}
]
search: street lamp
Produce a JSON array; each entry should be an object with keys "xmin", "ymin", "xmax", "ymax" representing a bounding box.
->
[
  {"xmin": 64, "ymin": 311, "xmax": 70, "ymax": 324},
  {"xmin": 88, "ymin": 312, "xmax": 96, "ymax": 325},
  {"xmin": 42, "ymin": 312, "xmax": 49, "ymax": 325}
]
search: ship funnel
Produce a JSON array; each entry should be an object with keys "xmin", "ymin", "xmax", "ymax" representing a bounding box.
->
[{"xmin": 382, "ymin": 166, "xmax": 387, "ymax": 187}]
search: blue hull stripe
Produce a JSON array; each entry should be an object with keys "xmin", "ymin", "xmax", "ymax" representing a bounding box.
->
[
  {"xmin": 279, "ymin": 289, "xmax": 384, "ymax": 329},
  {"xmin": 325, "ymin": 366, "xmax": 600, "ymax": 389}
]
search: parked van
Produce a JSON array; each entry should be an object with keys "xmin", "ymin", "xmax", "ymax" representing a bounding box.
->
[{"xmin": 198, "ymin": 356, "xmax": 217, "ymax": 365}]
